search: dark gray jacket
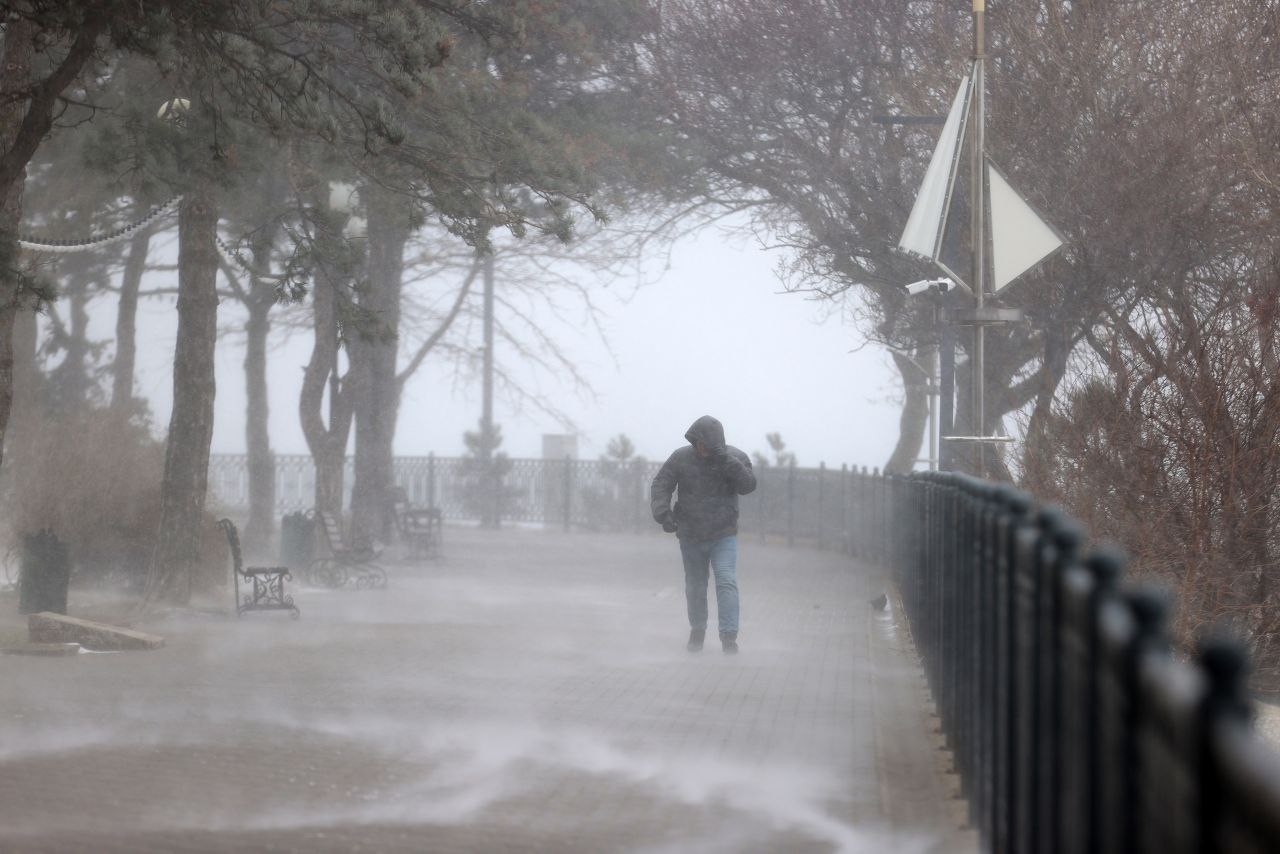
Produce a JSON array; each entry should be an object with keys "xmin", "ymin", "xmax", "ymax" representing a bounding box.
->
[{"xmin": 651, "ymin": 415, "xmax": 757, "ymax": 542}]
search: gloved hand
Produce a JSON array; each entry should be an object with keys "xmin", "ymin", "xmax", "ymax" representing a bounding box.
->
[{"xmin": 660, "ymin": 512, "xmax": 678, "ymax": 534}]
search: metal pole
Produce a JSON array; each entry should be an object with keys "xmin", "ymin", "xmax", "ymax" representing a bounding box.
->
[
  {"xmin": 787, "ymin": 460, "xmax": 796, "ymax": 548},
  {"xmin": 427, "ymin": 452, "xmax": 436, "ymax": 509},
  {"xmin": 818, "ymin": 462, "xmax": 826, "ymax": 549},
  {"xmin": 482, "ymin": 253, "xmax": 495, "ymax": 440},
  {"xmin": 940, "ymin": 295, "xmax": 955, "ymax": 471},
  {"xmin": 482, "ymin": 252, "xmax": 496, "ymax": 526},
  {"xmin": 562, "ymin": 456, "xmax": 572, "ymax": 532},
  {"xmin": 841, "ymin": 464, "xmax": 849, "ymax": 554},
  {"xmin": 971, "ymin": 0, "xmax": 987, "ymax": 478},
  {"xmin": 929, "ymin": 335, "xmax": 940, "ymax": 472}
]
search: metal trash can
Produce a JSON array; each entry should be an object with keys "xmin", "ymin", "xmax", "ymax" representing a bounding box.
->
[
  {"xmin": 18, "ymin": 530, "xmax": 70, "ymax": 615},
  {"xmin": 279, "ymin": 512, "xmax": 315, "ymax": 573}
]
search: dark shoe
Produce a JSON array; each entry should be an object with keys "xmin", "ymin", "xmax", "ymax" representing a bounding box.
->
[
  {"xmin": 687, "ymin": 628, "xmax": 705, "ymax": 652},
  {"xmin": 720, "ymin": 632, "xmax": 738, "ymax": 655}
]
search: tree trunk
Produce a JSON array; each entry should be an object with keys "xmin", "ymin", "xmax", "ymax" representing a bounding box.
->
[
  {"xmin": 0, "ymin": 18, "xmax": 34, "ymax": 471},
  {"xmin": 884, "ymin": 349, "xmax": 930, "ymax": 474},
  {"xmin": 53, "ymin": 265, "xmax": 91, "ymax": 403},
  {"xmin": 349, "ymin": 188, "xmax": 409, "ymax": 542},
  {"xmin": 314, "ymin": 442, "xmax": 346, "ymax": 520},
  {"xmin": 144, "ymin": 187, "xmax": 219, "ymax": 606},
  {"xmin": 239, "ymin": 192, "xmax": 284, "ymax": 555},
  {"xmin": 300, "ymin": 262, "xmax": 353, "ymax": 519},
  {"xmin": 12, "ymin": 301, "xmax": 36, "ymax": 408},
  {"xmin": 111, "ymin": 227, "xmax": 151, "ymax": 412},
  {"xmin": 243, "ymin": 298, "xmax": 274, "ymax": 555},
  {"xmin": 1021, "ymin": 328, "xmax": 1068, "ymax": 492}
]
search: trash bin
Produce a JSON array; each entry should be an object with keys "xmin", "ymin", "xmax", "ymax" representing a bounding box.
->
[
  {"xmin": 280, "ymin": 512, "xmax": 315, "ymax": 573},
  {"xmin": 18, "ymin": 530, "xmax": 70, "ymax": 615}
]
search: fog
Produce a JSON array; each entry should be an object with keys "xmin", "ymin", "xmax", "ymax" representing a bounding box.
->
[
  {"xmin": 108, "ymin": 222, "xmax": 901, "ymax": 468},
  {"xmin": 1, "ymin": 529, "xmax": 955, "ymax": 852}
]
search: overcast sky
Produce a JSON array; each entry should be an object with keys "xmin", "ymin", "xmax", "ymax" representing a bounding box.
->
[{"xmin": 113, "ymin": 221, "xmax": 905, "ymax": 470}]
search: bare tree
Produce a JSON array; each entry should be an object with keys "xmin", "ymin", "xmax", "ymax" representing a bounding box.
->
[
  {"xmin": 1020, "ymin": 0, "xmax": 1280, "ymax": 680},
  {"xmin": 614, "ymin": 0, "xmax": 1275, "ymax": 477}
]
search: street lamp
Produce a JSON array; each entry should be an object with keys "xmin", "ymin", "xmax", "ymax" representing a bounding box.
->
[
  {"xmin": 895, "ymin": 0, "xmax": 1065, "ymax": 476},
  {"xmin": 901, "ymin": 278, "xmax": 955, "ymax": 471},
  {"xmin": 477, "ymin": 193, "xmax": 556, "ymax": 528}
]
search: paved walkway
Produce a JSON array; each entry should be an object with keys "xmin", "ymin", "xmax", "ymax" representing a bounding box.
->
[{"xmin": 0, "ymin": 527, "xmax": 973, "ymax": 853}]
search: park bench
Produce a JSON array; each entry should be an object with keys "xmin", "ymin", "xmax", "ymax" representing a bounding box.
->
[
  {"xmin": 389, "ymin": 490, "xmax": 443, "ymax": 560},
  {"xmin": 401, "ymin": 507, "xmax": 443, "ymax": 559},
  {"xmin": 309, "ymin": 510, "xmax": 388, "ymax": 590},
  {"xmin": 217, "ymin": 518, "xmax": 299, "ymax": 619}
]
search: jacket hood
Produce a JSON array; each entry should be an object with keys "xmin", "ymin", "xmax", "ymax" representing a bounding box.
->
[{"xmin": 685, "ymin": 415, "xmax": 726, "ymax": 450}]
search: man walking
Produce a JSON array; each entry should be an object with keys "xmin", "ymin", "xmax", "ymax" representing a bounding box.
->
[{"xmin": 651, "ymin": 415, "xmax": 757, "ymax": 654}]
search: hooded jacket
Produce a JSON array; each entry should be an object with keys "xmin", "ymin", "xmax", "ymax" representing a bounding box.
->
[{"xmin": 650, "ymin": 415, "xmax": 757, "ymax": 541}]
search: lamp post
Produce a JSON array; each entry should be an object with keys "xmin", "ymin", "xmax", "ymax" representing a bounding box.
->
[
  {"xmin": 896, "ymin": 0, "xmax": 1063, "ymax": 478},
  {"xmin": 480, "ymin": 250, "xmax": 499, "ymax": 528},
  {"xmin": 970, "ymin": 0, "xmax": 989, "ymax": 477},
  {"xmin": 902, "ymin": 278, "xmax": 956, "ymax": 471}
]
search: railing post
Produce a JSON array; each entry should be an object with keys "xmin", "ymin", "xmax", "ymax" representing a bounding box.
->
[
  {"xmin": 1196, "ymin": 638, "xmax": 1252, "ymax": 854},
  {"xmin": 1055, "ymin": 548, "xmax": 1121, "ymax": 854},
  {"xmin": 1124, "ymin": 589, "xmax": 1170, "ymax": 854},
  {"xmin": 817, "ymin": 462, "xmax": 826, "ymax": 550},
  {"xmin": 841, "ymin": 463, "xmax": 849, "ymax": 555},
  {"xmin": 990, "ymin": 479, "xmax": 1026, "ymax": 854},
  {"xmin": 787, "ymin": 459, "xmax": 796, "ymax": 548},
  {"xmin": 1008, "ymin": 491, "xmax": 1041, "ymax": 854},
  {"xmin": 1036, "ymin": 512, "xmax": 1083, "ymax": 854},
  {"xmin": 427, "ymin": 453, "xmax": 436, "ymax": 509},
  {"xmin": 1094, "ymin": 586, "xmax": 1168, "ymax": 854},
  {"xmin": 871, "ymin": 467, "xmax": 882, "ymax": 565},
  {"xmin": 562, "ymin": 456, "xmax": 573, "ymax": 532},
  {"xmin": 852, "ymin": 468, "xmax": 863, "ymax": 558}
]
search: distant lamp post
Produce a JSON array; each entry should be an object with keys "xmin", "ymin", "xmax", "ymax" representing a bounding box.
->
[
  {"xmin": 901, "ymin": 278, "xmax": 955, "ymax": 472},
  {"xmin": 476, "ymin": 192, "xmax": 554, "ymax": 528},
  {"xmin": 479, "ymin": 250, "xmax": 499, "ymax": 528}
]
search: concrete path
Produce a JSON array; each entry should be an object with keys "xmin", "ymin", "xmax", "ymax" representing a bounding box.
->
[{"xmin": 0, "ymin": 527, "xmax": 973, "ymax": 853}]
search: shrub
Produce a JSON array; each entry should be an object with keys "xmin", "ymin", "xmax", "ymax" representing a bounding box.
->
[{"xmin": 1, "ymin": 401, "xmax": 224, "ymax": 592}]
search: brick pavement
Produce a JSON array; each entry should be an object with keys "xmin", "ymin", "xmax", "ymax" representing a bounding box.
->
[{"xmin": 0, "ymin": 527, "xmax": 974, "ymax": 853}]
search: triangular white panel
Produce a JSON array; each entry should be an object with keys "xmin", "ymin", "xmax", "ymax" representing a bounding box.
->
[
  {"xmin": 898, "ymin": 73, "xmax": 973, "ymax": 260},
  {"xmin": 987, "ymin": 159, "xmax": 1064, "ymax": 292}
]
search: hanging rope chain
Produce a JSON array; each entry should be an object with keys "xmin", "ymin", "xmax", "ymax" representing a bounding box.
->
[
  {"xmin": 16, "ymin": 196, "xmax": 183, "ymax": 253},
  {"xmin": 213, "ymin": 233, "xmax": 263, "ymax": 278},
  {"xmin": 17, "ymin": 197, "xmax": 285, "ymax": 289}
]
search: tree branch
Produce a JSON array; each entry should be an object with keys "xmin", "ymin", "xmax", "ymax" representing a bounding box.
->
[{"xmin": 396, "ymin": 256, "xmax": 481, "ymax": 390}]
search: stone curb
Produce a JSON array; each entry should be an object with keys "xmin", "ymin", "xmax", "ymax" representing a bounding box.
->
[{"xmin": 28, "ymin": 612, "xmax": 164, "ymax": 651}]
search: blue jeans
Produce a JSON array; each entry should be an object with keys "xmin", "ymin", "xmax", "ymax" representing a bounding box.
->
[{"xmin": 679, "ymin": 535, "xmax": 739, "ymax": 635}]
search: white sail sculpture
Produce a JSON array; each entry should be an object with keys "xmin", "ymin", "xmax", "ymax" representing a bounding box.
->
[
  {"xmin": 986, "ymin": 159, "xmax": 1064, "ymax": 291},
  {"xmin": 898, "ymin": 63, "xmax": 1064, "ymax": 293},
  {"xmin": 898, "ymin": 73, "xmax": 974, "ymax": 267}
]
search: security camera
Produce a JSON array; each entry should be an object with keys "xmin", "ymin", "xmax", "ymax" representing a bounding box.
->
[{"xmin": 903, "ymin": 278, "xmax": 953, "ymax": 296}]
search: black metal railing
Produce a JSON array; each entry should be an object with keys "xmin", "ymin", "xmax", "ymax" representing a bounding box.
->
[
  {"xmin": 207, "ymin": 453, "xmax": 876, "ymax": 545},
  {"xmin": 865, "ymin": 469, "xmax": 1280, "ymax": 854}
]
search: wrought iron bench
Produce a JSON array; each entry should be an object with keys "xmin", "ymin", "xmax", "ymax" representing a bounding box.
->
[
  {"xmin": 309, "ymin": 510, "xmax": 388, "ymax": 590},
  {"xmin": 217, "ymin": 518, "xmax": 299, "ymax": 618},
  {"xmin": 401, "ymin": 507, "xmax": 443, "ymax": 560},
  {"xmin": 390, "ymin": 491, "xmax": 443, "ymax": 560}
]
